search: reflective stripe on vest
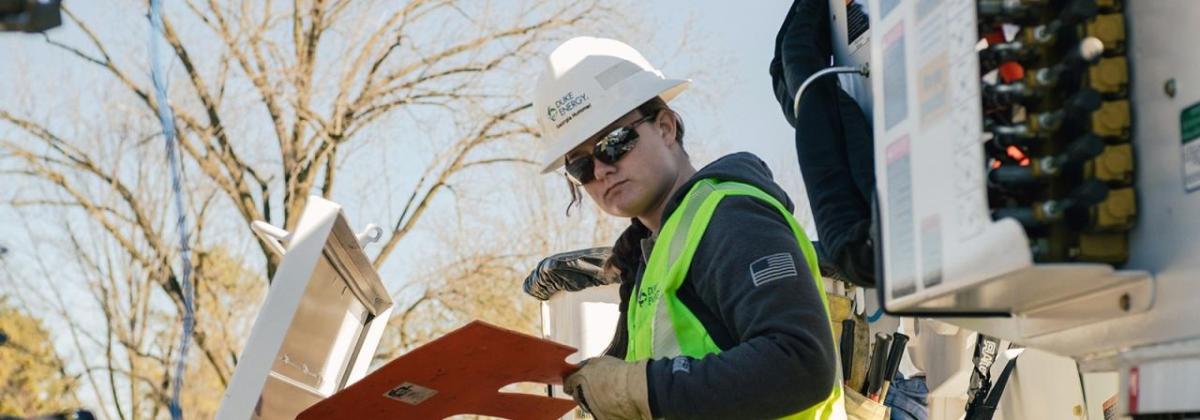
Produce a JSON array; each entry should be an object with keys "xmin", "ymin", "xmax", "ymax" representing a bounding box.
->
[{"xmin": 625, "ymin": 179, "xmax": 846, "ymax": 420}]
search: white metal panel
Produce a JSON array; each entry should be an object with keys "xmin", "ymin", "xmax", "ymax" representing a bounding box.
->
[
  {"xmin": 544, "ymin": 284, "xmax": 620, "ymax": 363},
  {"xmin": 1082, "ymin": 372, "xmax": 1119, "ymax": 420},
  {"xmin": 993, "ymin": 349, "xmax": 1087, "ymax": 420},
  {"xmin": 866, "ymin": 0, "xmax": 1157, "ymax": 348},
  {"xmin": 867, "ymin": 0, "xmax": 1039, "ymax": 310},
  {"xmin": 1035, "ymin": 0, "xmax": 1200, "ymax": 357},
  {"xmin": 944, "ymin": 0, "xmax": 1200, "ymax": 363},
  {"xmin": 923, "ymin": 341, "xmax": 1091, "ymax": 420},
  {"xmin": 1106, "ymin": 337, "xmax": 1200, "ymax": 415},
  {"xmin": 217, "ymin": 197, "xmax": 393, "ymax": 420},
  {"xmin": 1130, "ymin": 358, "xmax": 1200, "ymax": 414},
  {"xmin": 543, "ymin": 284, "xmax": 621, "ymax": 419},
  {"xmin": 863, "ymin": 0, "xmax": 1200, "ymax": 412}
]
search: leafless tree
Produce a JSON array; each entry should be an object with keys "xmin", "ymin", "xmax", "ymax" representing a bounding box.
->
[{"xmin": 1, "ymin": 0, "xmax": 627, "ymax": 417}]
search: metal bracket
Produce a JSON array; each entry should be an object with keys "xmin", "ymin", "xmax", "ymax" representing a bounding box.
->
[
  {"xmin": 250, "ymin": 220, "xmax": 291, "ymax": 257},
  {"xmin": 355, "ymin": 223, "xmax": 383, "ymax": 248},
  {"xmin": 253, "ymin": 221, "xmax": 383, "ymax": 256}
]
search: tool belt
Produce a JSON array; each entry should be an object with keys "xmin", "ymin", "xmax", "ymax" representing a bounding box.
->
[{"xmin": 828, "ymin": 293, "xmax": 890, "ymax": 419}]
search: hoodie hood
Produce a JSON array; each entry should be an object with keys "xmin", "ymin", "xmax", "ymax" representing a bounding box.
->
[{"xmin": 659, "ymin": 152, "xmax": 795, "ymax": 227}]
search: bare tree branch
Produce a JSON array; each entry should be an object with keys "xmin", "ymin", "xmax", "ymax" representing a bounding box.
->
[
  {"xmin": 1, "ymin": 1, "xmax": 619, "ymax": 416},
  {"xmin": 372, "ymin": 102, "xmax": 531, "ymax": 265}
]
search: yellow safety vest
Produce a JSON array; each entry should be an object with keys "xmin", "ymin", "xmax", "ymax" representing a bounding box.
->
[{"xmin": 625, "ymin": 179, "xmax": 846, "ymax": 419}]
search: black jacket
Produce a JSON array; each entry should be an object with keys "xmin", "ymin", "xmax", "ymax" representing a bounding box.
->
[
  {"xmin": 604, "ymin": 152, "xmax": 837, "ymax": 419},
  {"xmin": 769, "ymin": 0, "xmax": 877, "ymax": 287}
]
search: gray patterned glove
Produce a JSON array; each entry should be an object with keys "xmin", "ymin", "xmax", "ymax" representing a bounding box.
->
[{"xmin": 522, "ymin": 247, "xmax": 615, "ymax": 300}]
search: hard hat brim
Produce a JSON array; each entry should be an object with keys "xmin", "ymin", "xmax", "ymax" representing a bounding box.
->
[{"xmin": 538, "ymin": 78, "xmax": 691, "ymax": 174}]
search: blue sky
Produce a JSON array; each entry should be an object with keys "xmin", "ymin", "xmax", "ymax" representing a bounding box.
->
[{"xmin": 644, "ymin": 1, "xmax": 814, "ymax": 229}]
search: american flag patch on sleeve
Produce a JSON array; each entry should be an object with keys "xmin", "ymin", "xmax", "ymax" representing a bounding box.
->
[{"xmin": 749, "ymin": 252, "xmax": 797, "ymax": 286}]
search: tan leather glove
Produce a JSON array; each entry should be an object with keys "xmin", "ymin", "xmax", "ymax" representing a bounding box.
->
[{"xmin": 563, "ymin": 356, "xmax": 652, "ymax": 420}]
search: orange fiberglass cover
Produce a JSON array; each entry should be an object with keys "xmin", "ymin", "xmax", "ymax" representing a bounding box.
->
[{"xmin": 297, "ymin": 320, "xmax": 579, "ymax": 420}]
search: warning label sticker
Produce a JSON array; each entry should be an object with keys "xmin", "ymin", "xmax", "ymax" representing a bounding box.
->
[
  {"xmin": 885, "ymin": 135, "xmax": 916, "ymax": 298},
  {"xmin": 384, "ymin": 382, "xmax": 437, "ymax": 405},
  {"xmin": 1182, "ymin": 102, "xmax": 1200, "ymax": 193}
]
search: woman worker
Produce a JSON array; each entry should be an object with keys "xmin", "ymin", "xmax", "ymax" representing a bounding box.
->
[{"xmin": 525, "ymin": 36, "xmax": 845, "ymax": 419}]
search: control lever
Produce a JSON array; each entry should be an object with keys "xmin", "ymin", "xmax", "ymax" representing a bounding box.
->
[
  {"xmin": 986, "ymin": 89, "xmax": 1102, "ymax": 144},
  {"xmin": 1026, "ymin": 37, "xmax": 1104, "ymax": 90},
  {"xmin": 989, "ymin": 134, "xmax": 1104, "ymax": 184},
  {"xmin": 992, "ymin": 180, "xmax": 1109, "ymax": 226}
]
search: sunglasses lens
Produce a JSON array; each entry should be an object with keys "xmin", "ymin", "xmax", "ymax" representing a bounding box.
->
[
  {"xmin": 564, "ymin": 115, "xmax": 648, "ymax": 185},
  {"xmin": 565, "ymin": 156, "xmax": 594, "ymax": 185},
  {"xmin": 596, "ymin": 127, "xmax": 637, "ymax": 164}
]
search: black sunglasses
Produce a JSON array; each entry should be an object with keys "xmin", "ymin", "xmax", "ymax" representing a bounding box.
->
[{"xmin": 564, "ymin": 114, "xmax": 656, "ymax": 185}]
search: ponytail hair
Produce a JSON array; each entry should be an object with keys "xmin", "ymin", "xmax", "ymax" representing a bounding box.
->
[{"xmin": 603, "ymin": 219, "xmax": 650, "ymax": 281}]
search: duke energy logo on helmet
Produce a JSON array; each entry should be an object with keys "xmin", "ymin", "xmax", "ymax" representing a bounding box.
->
[{"xmin": 547, "ymin": 91, "xmax": 591, "ymax": 128}]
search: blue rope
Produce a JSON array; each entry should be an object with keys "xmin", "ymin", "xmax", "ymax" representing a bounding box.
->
[
  {"xmin": 148, "ymin": 1, "xmax": 194, "ymax": 418},
  {"xmin": 866, "ymin": 307, "xmax": 883, "ymax": 323}
]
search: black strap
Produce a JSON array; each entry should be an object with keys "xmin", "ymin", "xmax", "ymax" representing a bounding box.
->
[
  {"xmin": 985, "ymin": 357, "xmax": 1020, "ymax": 408},
  {"xmin": 965, "ymin": 334, "xmax": 1022, "ymax": 420},
  {"xmin": 965, "ymin": 355, "xmax": 1019, "ymax": 420},
  {"xmin": 967, "ymin": 334, "xmax": 1002, "ymax": 409}
]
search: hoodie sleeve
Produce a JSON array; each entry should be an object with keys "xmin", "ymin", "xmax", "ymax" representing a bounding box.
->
[
  {"xmin": 769, "ymin": 2, "xmax": 800, "ymax": 128},
  {"xmin": 646, "ymin": 195, "xmax": 837, "ymax": 419}
]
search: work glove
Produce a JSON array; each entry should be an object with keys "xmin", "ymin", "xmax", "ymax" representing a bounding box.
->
[
  {"xmin": 563, "ymin": 356, "xmax": 652, "ymax": 420},
  {"xmin": 522, "ymin": 247, "xmax": 615, "ymax": 300}
]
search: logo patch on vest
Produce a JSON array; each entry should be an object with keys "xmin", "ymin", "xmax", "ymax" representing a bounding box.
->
[
  {"xmin": 749, "ymin": 252, "xmax": 797, "ymax": 286},
  {"xmin": 637, "ymin": 285, "xmax": 660, "ymax": 307}
]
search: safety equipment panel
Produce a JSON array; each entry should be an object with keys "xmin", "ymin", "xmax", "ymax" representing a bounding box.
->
[{"xmin": 867, "ymin": 0, "xmax": 1163, "ymax": 351}]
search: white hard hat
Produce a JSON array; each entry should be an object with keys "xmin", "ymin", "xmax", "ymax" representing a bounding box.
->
[{"xmin": 533, "ymin": 36, "xmax": 690, "ymax": 173}]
